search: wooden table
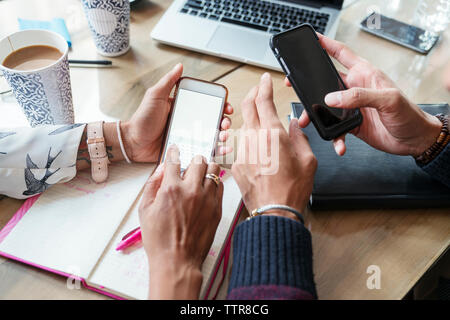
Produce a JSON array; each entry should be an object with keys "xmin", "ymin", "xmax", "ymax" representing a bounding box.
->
[{"xmin": 0, "ymin": 0, "xmax": 449, "ymax": 299}]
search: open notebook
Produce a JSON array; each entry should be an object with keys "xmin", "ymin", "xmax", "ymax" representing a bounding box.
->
[{"xmin": 0, "ymin": 162, "xmax": 243, "ymax": 299}]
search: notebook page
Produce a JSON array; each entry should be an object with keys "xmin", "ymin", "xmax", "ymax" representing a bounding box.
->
[
  {"xmin": 88, "ymin": 195, "xmax": 148, "ymax": 299},
  {"xmin": 199, "ymin": 173, "xmax": 242, "ymax": 296},
  {"xmin": 0, "ymin": 162, "xmax": 153, "ymax": 279},
  {"xmin": 87, "ymin": 172, "xmax": 242, "ymax": 300}
]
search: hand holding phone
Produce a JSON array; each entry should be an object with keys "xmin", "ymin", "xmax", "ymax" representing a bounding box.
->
[
  {"xmin": 285, "ymin": 33, "xmax": 443, "ymax": 158},
  {"xmin": 270, "ymin": 24, "xmax": 363, "ymax": 141},
  {"xmin": 160, "ymin": 77, "xmax": 228, "ymax": 169}
]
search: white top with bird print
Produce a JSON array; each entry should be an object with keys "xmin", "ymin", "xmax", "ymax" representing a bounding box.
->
[{"xmin": 0, "ymin": 124, "xmax": 86, "ymax": 199}]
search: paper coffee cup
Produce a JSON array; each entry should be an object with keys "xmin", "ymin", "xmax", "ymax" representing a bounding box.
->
[
  {"xmin": 81, "ymin": 0, "xmax": 131, "ymax": 57},
  {"xmin": 0, "ymin": 29, "xmax": 74, "ymax": 127}
]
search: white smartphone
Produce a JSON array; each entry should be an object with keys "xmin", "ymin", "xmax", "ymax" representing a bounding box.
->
[{"xmin": 159, "ymin": 77, "xmax": 228, "ymax": 169}]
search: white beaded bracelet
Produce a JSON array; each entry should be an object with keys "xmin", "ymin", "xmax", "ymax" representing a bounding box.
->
[{"xmin": 116, "ymin": 120, "xmax": 132, "ymax": 164}]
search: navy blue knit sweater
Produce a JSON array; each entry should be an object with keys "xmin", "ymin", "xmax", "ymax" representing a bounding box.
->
[
  {"xmin": 417, "ymin": 143, "xmax": 450, "ymax": 188},
  {"xmin": 227, "ymin": 215, "xmax": 316, "ymax": 299},
  {"xmin": 227, "ymin": 144, "xmax": 450, "ymax": 300}
]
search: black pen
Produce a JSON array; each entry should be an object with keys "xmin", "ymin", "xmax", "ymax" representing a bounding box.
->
[{"xmin": 68, "ymin": 59, "xmax": 112, "ymax": 66}]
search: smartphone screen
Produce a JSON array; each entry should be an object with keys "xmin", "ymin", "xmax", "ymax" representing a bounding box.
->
[
  {"xmin": 162, "ymin": 84, "xmax": 225, "ymax": 169},
  {"xmin": 271, "ymin": 26, "xmax": 360, "ymax": 138},
  {"xmin": 360, "ymin": 13, "xmax": 437, "ymax": 53}
]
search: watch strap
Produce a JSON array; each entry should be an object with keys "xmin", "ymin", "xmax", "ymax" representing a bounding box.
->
[{"xmin": 87, "ymin": 121, "xmax": 109, "ymax": 183}]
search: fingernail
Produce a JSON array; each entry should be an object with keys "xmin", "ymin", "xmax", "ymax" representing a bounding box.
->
[
  {"xmin": 334, "ymin": 140, "xmax": 345, "ymax": 156},
  {"xmin": 325, "ymin": 92, "xmax": 342, "ymax": 106},
  {"xmin": 261, "ymin": 72, "xmax": 270, "ymax": 80},
  {"xmin": 193, "ymin": 154, "xmax": 206, "ymax": 165},
  {"xmin": 154, "ymin": 163, "xmax": 163, "ymax": 174},
  {"xmin": 167, "ymin": 144, "xmax": 179, "ymax": 161},
  {"xmin": 219, "ymin": 170, "xmax": 226, "ymax": 178},
  {"xmin": 173, "ymin": 63, "xmax": 182, "ymax": 70}
]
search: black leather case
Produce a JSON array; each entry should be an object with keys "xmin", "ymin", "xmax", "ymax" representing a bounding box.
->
[{"xmin": 291, "ymin": 102, "xmax": 450, "ymax": 210}]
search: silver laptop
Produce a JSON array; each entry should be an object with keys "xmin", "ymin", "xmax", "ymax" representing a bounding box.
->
[{"xmin": 151, "ymin": 0, "xmax": 344, "ymax": 71}]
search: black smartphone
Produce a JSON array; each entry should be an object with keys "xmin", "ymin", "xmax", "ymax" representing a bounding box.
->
[
  {"xmin": 360, "ymin": 12, "xmax": 439, "ymax": 54},
  {"xmin": 270, "ymin": 24, "xmax": 362, "ymax": 140}
]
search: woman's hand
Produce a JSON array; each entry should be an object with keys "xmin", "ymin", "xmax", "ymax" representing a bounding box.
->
[
  {"xmin": 121, "ymin": 63, "xmax": 234, "ymax": 162},
  {"xmin": 232, "ymin": 73, "xmax": 317, "ymax": 221},
  {"xmin": 139, "ymin": 145, "xmax": 223, "ymax": 299},
  {"xmin": 76, "ymin": 63, "xmax": 233, "ymax": 170},
  {"xmin": 287, "ymin": 34, "xmax": 442, "ymax": 157}
]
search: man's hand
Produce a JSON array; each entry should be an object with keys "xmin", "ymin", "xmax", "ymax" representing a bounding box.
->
[
  {"xmin": 232, "ymin": 73, "xmax": 317, "ymax": 222},
  {"xmin": 139, "ymin": 146, "xmax": 223, "ymax": 299},
  {"xmin": 122, "ymin": 63, "xmax": 234, "ymax": 162},
  {"xmin": 286, "ymin": 34, "xmax": 442, "ymax": 157}
]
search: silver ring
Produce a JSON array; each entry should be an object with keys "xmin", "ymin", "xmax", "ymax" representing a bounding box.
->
[{"xmin": 205, "ymin": 173, "xmax": 220, "ymax": 187}]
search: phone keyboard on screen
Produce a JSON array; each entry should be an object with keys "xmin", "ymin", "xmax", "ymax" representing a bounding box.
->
[{"xmin": 167, "ymin": 140, "xmax": 212, "ymax": 169}]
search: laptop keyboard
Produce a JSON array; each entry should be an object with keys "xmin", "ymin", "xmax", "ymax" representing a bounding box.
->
[{"xmin": 180, "ymin": 0, "xmax": 329, "ymax": 34}]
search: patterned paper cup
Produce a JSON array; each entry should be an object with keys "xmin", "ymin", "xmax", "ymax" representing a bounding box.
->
[
  {"xmin": 81, "ymin": 0, "xmax": 131, "ymax": 57},
  {"xmin": 0, "ymin": 29, "xmax": 74, "ymax": 127}
]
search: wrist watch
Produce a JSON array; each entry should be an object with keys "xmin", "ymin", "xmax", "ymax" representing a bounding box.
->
[{"xmin": 87, "ymin": 121, "xmax": 109, "ymax": 183}]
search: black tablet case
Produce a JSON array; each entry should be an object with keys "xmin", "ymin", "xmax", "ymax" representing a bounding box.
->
[{"xmin": 291, "ymin": 103, "xmax": 450, "ymax": 210}]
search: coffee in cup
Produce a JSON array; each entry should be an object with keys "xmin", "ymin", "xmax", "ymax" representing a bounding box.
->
[
  {"xmin": 2, "ymin": 45, "xmax": 63, "ymax": 71},
  {"xmin": 0, "ymin": 30, "xmax": 74, "ymax": 127}
]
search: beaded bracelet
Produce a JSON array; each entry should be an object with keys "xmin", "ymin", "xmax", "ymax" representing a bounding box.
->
[{"xmin": 415, "ymin": 114, "xmax": 449, "ymax": 165}]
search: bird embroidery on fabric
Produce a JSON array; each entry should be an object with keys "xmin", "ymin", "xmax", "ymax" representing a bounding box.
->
[{"xmin": 23, "ymin": 148, "xmax": 62, "ymax": 196}]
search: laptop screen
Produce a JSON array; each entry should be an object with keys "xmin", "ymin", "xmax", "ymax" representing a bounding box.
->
[{"xmin": 280, "ymin": 0, "xmax": 344, "ymax": 10}]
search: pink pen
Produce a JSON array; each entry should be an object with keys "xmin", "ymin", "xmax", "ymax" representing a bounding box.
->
[{"xmin": 116, "ymin": 227, "xmax": 141, "ymax": 251}]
